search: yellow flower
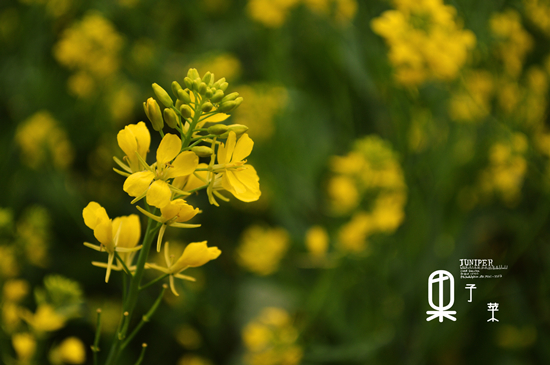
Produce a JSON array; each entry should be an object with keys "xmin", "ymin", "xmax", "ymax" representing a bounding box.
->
[
  {"xmin": 236, "ymin": 225, "xmax": 289, "ymax": 275},
  {"xmin": 137, "ymin": 198, "xmax": 201, "ymax": 251},
  {"xmin": 214, "ymin": 131, "xmax": 261, "ymax": 202},
  {"xmin": 146, "ymin": 241, "xmax": 221, "ymax": 295},
  {"xmin": 115, "ymin": 122, "xmax": 151, "ymax": 173},
  {"xmin": 82, "ymin": 202, "xmax": 142, "ymax": 282},
  {"xmin": 21, "ymin": 304, "xmax": 66, "ymax": 333},
  {"xmin": 123, "ymin": 133, "xmax": 199, "ymax": 208},
  {"xmin": 12, "ymin": 332, "xmax": 36, "ymax": 362},
  {"xmin": 49, "ymin": 337, "xmax": 86, "ymax": 364},
  {"xmin": 305, "ymin": 225, "xmax": 329, "ymax": 258}
]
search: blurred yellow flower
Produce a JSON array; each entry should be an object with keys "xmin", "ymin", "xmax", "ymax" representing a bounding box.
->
[
  {"xmin": 191, "ymin": 53, "xmax": 242, "ymax": 82},
  {"xmin": 2, "ymin": 279, "xmax": 29, "ymax": 302},
  {"xmin": 490, "ymin": 10, "xmax": 533, "ymax": 79},
  {"xmin": 15, "ymin": 111, "xmax": 74, "ymax": 170},
  {"xmin": 12, "ymin": 332, "xmax": 36, "ymax": 362},
  {"xmin": 242, "ymin": 307, "xmax": 302, "ymax": 365},
  {"xmin": 449, "ymin": 70, "xmax": 494, "ymax": 122},
  {"xmin": 247, "ymin": 0, "xmax": 300, "ymax": 28},
  {"xmin": 371, "ymin": 0, "xmax": 476, "ymax": 86},
  {"xmin": 236, "ymin": 225, "xmax": 289, "ymax": 275},
  {"xmin": 22, "ymin": 304, "xmax": 66, "ymax": 333},
  {"xmin": 303, "ymin": 0, "xmax": 358, "ymax": 25},
  {"xmin": 53, "ymin": 11, "xmax": 123, "ymax": 97},
  {"xmin": 49, "ymin": 337, "xmax": 86, "ymax": 364},
  {"xmin": 178, "ymin": 354, "xmax": 213, "ymax": 365},
  {"xmin": 305, "ymin": 225, "xmax": 329, "ymax": 258},
  {"xmin": 232, "ymin": 85, "xmax": 288, "ymax": 140}
]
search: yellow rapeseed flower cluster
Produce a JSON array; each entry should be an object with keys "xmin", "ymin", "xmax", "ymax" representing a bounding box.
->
[
  {"xmin": 83, "ymin": 68, "xmax": 261, "ymax": 295},
  {"xmin": 242, "ymin": 307, "xmax": 302, "ymax": 365},
  {"xmin": 490, "ymin": 10, "xmax": 533, "ymax": 79},
  {"xmin": 232, "ymin": 85, "xmax": 288, "ymax": 140},
  {"xmin": 247, "ymin": 0, "xmax": 301, "ymax": 28},
  {"xmin": 15, "ymin": 111, "xmax": 74, "ymax": 170},
  {"xmin": 448, "ymin": 70, "xmax": 494, "ymax": 123},
  {"xmin": 236, "ymin": 225, "xmax": 290, "ymax": 275},
  {"xmin": 53, "ymin": 11, "xmax": 123, "ymax": 98},
  {"xmin": 328, "ymin": 135, "xmax": 407, "ymax": 252},
  {"xmin": 524, "ymin": 0, "xmax": 550, "ymax": 36},
  {"xmin": 477, "ymin": 133, "xmax": 528, "ymax": 206},
  {"xmin": 371, "ymin": 0, "xmax": 476, "ymax": 86}
]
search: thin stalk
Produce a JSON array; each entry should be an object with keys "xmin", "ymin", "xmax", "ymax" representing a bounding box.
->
[
  {"xmin": 92, "ymin": 309, "xmax": 102, "ymax": 365},
  {"xmin": 104, "ymin": 216, "xmax": 161, "ymax": 365},
  {"xmin": 139, "ymin": 273, "xmax": 169, "ymax": 291}
]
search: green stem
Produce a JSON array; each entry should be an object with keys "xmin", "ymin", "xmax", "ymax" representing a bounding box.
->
[
  {"xmin": 121, "ymin": 285, "xmax": 167, "ymax": 350},
  {"xmin": 104, "ymin": 217, "xmax": 161, "ymax": 365},
  {"xmin": 115, "ymin": 251, "xmax": 133, "ymax": 277},
  {"xmin": 139, "ymin": 273, "xmax": 169, "ymax": 291},
  {"xmin": 182, "ymin": 92, "xmax": 204, "ymax": 148},
  {"xmin": 92, "ymin": 309, "xmax": 102, "ymax": 365}
]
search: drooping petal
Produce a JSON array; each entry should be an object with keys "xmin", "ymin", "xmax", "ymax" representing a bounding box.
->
[
  {"xmin": 127, "ymin": 122, "xmax": 151, "ymax": 159},
  {"xmin": 113, "ymin": 215, "xmax": 141, "ymax": 249},
  {"xmin": 159, "ymin": 199, "xmax": 200, "ymax": 223},
  {"xmin": 171, "ymin": 241, "xmax": 221, "ymax": 272},
  {"xmin": 232, "ymin": 134, "xmax": 254, "ymax": 162},
  {"xmin": 123, "ymin": 171, "xmax": 155, "ymax": 197},
  {"xmin": 157, "ymin": 134, "xmax": 182, "ymax": 166},
  {"xmin": 166, "ymin": 151, "xmax": 199, "ymax": 179},
  {"xmin": 221, "ymin": 166, "xmax": 261, "ymax": 202},
  {"xmin": 235, "ymin": 165, "xmax": 260, "ymax": 192},
  {"xmin": 117, "ymin": 127, "xmax": 138, "ymax": 163},
  {"xmin": 93, "ymin": 220, "xmax": 113, "ymax": 252},
  {"xmin": 146, "ymin": 180, "xmax": 172, "ymax": 208},
  {"xmin": 83, "ymin": 202, "xmax": 109, "ymax": 230}
]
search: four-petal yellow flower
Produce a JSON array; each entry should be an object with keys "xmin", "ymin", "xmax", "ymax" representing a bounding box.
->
[{"xmin": 123, "ymin": 133, "xmax": 199, "ymax": 208}]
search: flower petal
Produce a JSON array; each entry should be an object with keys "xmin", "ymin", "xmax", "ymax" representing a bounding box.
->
[
  {"xmin": 171, "ymin": 241, "xmax": 221, "ymax": 272},
  {"xmin": 166, "ymin": 151, "xmax": 198, "ymax": 179},
  {"xmin": 94, "ymin": 220, "xmax": 113, "ymax": 252},
  {"xmin": 123, "ymin": 171, "xmax": 155, "ymax": 197},
  {"xmin": 232, "ymin": 134, "xmax": 254, "ymax": 162},
  {"xmin": 146, "ymin": 180, "xmax": 172, "ymax": 208},
  {"xmin": 83, "ymin": 202, "xmax": 109, "ymax": 230},
  {"xmin": 113, "ymin": 215, "xmax": 141, "ymax": 249},
  {"xmin": 157, "ymin": 134, "xmax": 182, "ymax": 165},
  {"xmin": 127, "ymin": 122, "xmax": 151, "ymax": 160}
]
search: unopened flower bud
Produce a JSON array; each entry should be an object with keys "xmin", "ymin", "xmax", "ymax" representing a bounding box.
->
[
  {"xmin": 211, "ymin": 89, "xmax": 224, "ymax": 103},
  {"xmin": 217, "ymin": 100, "xmax": 237, "ymax": 113},
  {"xmin": 221, "ymin": 92, "xmax": 239, "ymax": 103},
  {"xmin": 191, "ymin": 146, "xmax": 214, "ymax": 157},
  {"xmin": 219, "ymin": 82, "xmax": 229, "ymax": 91},
  {"xmin": 177, "ymin": 89, "xmax": 191, "ymax": 104},
  {"xmin": 233, "ymin": 96, "xmax": 243, "ymax": 107},
  {"xmin": 187, "ymin": 68, "xmax": 200, "ymax": 81},
  {"xmin": 207, "ymin": 124, "xmax": 229, "ymax": 135},
  {"xmin": 198, "ymin": 82, "xmax": 207, "ymax": 95},
  {"xmin": 180, "ymin": 104, "xmax": 193, "ymax": 119},
  {"xmin": 213, "ymin": 77, "xmax": 225, "ymax": 89},
  {"xmin": 171, "ymin": 81, "xmax": 183, "ymax": 98},
  {"xmin": 163, "ymin": 108, "xmax": 179, "ymax": 129},
  {"xmin": 184, "ymin": 77, "xmax": 193, "ymax": 89},
  {"xmin": 144, "ymin": 97, "xmax": 164, "ymax": 131},
  {"xmin": 192, "ymin": 79, "xmax": 201, "ymax": 92},
  {"xmin": 201, "ymin": 102, "xmax": 213, "ymax": 112},
  {"xmin": 205, "ymin": 88, "xmax": 213, "ymax": 99},
  {"xmin": 152, "ymin": 83, "xmax": 173, "ymax": 107},
  {"xmin": 202, "ymin": 72, "xmax": 214, "ymax": 86},
  {"xmin": 228, "ymin": 124, "xmax": 248, "ymax": 136}
]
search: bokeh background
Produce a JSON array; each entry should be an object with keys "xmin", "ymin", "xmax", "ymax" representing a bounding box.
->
[{"xmin": 1, "ymin": 0, "xmax": 550, "ymax": 364}]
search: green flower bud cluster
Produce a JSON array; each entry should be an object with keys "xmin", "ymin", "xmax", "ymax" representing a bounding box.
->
[{"xmin": 178, "ymin": 68, "xmax": 243, "ymax": 114}]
